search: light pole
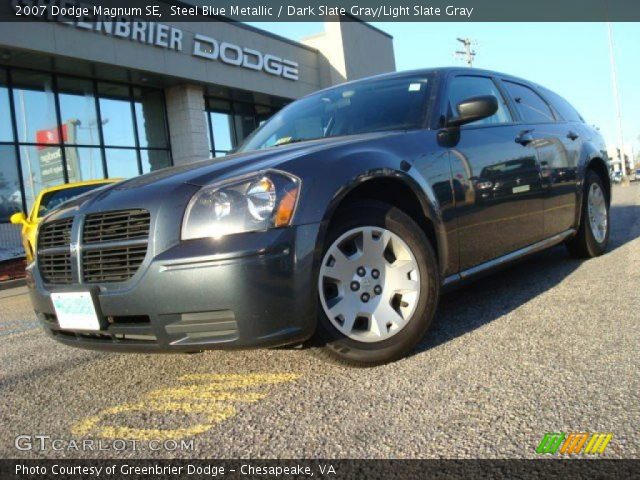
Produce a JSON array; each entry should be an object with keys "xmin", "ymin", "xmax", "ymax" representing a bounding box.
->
[{"xmin": 606, "ymin": 22, "xmax": 625, "ymax": 179}]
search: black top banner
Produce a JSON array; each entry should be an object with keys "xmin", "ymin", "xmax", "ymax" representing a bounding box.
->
[{"xmin": 2, "ymin": 0, "xmax": 640, "ymax": 22}]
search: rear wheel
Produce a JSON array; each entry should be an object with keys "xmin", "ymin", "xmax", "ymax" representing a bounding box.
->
[
  {"xmin": 314, "ymin": 201, "xmax": 439, "ymax": 366},
  {"xmin": 566, "ymin": 170, "xmax": 610, "ymax": 258}
]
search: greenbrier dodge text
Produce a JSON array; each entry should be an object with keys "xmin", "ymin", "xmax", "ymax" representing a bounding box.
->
[{"xmin": 15, "ymin": 463, "xmax": 335, "ymax": 476}]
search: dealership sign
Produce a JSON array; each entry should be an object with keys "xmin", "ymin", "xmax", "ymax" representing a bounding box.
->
[
  {"xmin": 35, "ymin": 123, "xmax": 69, "ymax": 147},
  {"xmin": 11, "ymin": 0, "xmax": 300, "ymax": 81},
  {"xmin": 36, "ymin": 122, "xmax": 80, "ymax": 186}
]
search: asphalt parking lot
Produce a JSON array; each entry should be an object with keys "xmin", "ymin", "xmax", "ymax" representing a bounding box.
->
[{"xmin": 1, "ymin": 183, "xmax": 638, "ymax": 459}]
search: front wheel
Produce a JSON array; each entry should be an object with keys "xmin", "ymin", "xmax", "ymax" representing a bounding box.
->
[
  {"xmin": 566, "ymin": 170, "xmax": 610, "ymax": 258},
  {"xmin": 313, "ymin": 201, "xmax": 439, "ymax": 366}
]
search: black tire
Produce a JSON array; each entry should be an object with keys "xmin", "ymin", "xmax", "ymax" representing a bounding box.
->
[
  {"xmin": 566, "ymin": 170, "xmax": 610, "ymax": 258},
  {"xmin": 313, "ymin": 201, "xmax": 439, "ymax": 367}
]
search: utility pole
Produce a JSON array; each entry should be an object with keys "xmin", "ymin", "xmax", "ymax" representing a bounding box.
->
[
  {"xmin": 455, "ymin": 37, "xmax": 476, "ymax": 67},
  {"xmin": 607, "ymin": 22, "xmax": 626, "ymax": 178}
]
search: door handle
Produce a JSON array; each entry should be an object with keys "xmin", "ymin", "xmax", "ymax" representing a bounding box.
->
[
  {"xmin": 567, "ymin": 131, "xmax": 579, "ymax": 141},
  {"xmin": 515, "ymin": 129, "xmax": 534, "ymax": 146}
]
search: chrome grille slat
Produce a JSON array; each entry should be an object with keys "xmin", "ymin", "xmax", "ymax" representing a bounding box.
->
[
  {"xmin": 83, "ymin": 209, "xmax": 150, "ymax": 244},
  {"xmin": 81, "ymin": 210, "xmax": 149, "ymax": 283},
  {"xmin": 37, "ymin": 219, "xmax": 74, "ymax": 284},
  {"xmin": 38, "ymin": 252, "xmax": 73, "ymax": 284},
  {"xmin": 37, "ymin": 209, "xmax": 150, "ymax": 285},
  {"xmin": 38, "ymin": 218, "xmax": 73, "ymax": 249}
]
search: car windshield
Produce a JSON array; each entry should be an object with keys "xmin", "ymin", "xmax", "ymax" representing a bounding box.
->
[
  {"xmin": 38, "ymin": 184, "xmax": 107, "ymax": 216},
  {"xmin": 237, "ymin": 75, "xmax": 432, "ymax": 152}
]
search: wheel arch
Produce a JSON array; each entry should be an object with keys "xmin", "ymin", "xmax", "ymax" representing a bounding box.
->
[
  {"xmin": 574, "ymin": 155, "xmax": 611, "ymax": 230},
  {"xmin": 316, "ymin": 170, "xmax": 447, "ymax": 275},
  {"xmin": 586, "ymin": 156, "xmax": 611, "ymax": 206}
]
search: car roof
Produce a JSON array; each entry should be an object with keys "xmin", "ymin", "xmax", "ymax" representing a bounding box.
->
[{"xmin": 307, "ymin": 66, "xmax": 547, "ymax": 97}]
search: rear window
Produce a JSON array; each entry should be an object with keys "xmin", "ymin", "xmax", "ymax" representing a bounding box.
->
[
  {"xmin": 540, "ymin": 88, "xmax": 584, "ymax": 123},
  {"xmin": 503, "ymin": 81, "xmax": 555, "ymax": 124}
]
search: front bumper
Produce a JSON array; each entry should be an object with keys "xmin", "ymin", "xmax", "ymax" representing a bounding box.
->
[{"xmin": 27, "ymin": 223, "xmax": 321, "ymax": 352}]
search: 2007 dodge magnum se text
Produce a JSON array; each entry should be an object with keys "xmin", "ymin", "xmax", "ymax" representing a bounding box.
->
[{"xmin": 27, "ymin": 68, "xmax": 610, "ymax": 366}]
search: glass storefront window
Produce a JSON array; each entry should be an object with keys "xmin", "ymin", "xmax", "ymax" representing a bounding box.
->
[
  {"xmin": 11, "ymin": 70, "xmax": 57, "ymax": 145},
  {"xmin": 105, "ymin": 148, "xmax": 139, "ymax": 179},
  {"xmin": 202, "ymin": 110, "xmax": 212, "ymax": 153},
  {"xmin": 141, "ymin": 150, "xmax": 171, "ymax": 174},
  {"xmin": 207, "ymin": 98, "xmax": 234, "ymax": 156},
  {"xmin": 134, "ymin": 87, "xmax": 168, "ymax": 149},
  {"xmin": 210, "ymin": 112, "xmax": 234, "ymax": 154},
  {"xmin": 98, "ymin": 83, "xmax": 136, "ymax": 147},
  {"xmin": 0, "ymin": 145, "xmax": 21, "ymax": 221},
  {"xmin": 208, "ymin": 98, "xmax": 231, "ymax": 111},
  {"xmin": 19, "ymin": 143, "xmax": 65, "ymax": 210},
  {"xmin": 233, "ymin": 102, "xmax": 257, "ymax": 144},
  {"xmin": 255, "ymin": 104, "xmax": 275, "ymax": 127},
  {"xmin": 205, "ymin": 98, "xmax": 283, "ymax": 157},
  {"xmin": 0, "ymin": 70, "xmax": 13, "ymax": 142},
  {"xmin": 1, "ymin": 68, "xmax": 171, "ymax": 222},
  {"xmin": 58, "ymin": 77, "xmax": 100, "ymax": 146},
  {"xmin": 66, "ymin": 147, "xmax": 104, "ymax": 181}
]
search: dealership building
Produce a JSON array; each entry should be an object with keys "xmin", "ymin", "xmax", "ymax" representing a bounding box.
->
[{"xmin": 0, "ymin": 13, "xmax": 395, "ymax": 251}]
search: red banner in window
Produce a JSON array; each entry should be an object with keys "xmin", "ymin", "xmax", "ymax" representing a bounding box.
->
[{"xmin": 36, "ymin": 124, "xmax": 68, "ymax": 149}]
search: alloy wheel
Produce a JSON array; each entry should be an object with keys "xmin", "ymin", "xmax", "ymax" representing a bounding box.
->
[{"xmin": 587, "ymin": 183, "xmax": 607, "ymax": 244}]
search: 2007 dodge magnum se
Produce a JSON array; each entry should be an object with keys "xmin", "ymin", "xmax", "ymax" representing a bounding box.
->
[{"xmin": 27, "ymin": 68, "xmax": 610, "ymax": 366}]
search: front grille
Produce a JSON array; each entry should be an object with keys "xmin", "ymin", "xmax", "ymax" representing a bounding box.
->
[
  {"xmin": 37, "ymin": 219, "xmax": 73, "ymax": 284},
  {"xmin": 83, "ymin": 209, "xmax": 150, "ymax": 244},
  {"xmin": 38, "ymin": 218, "xmax": 72, "ymax": 249},
  {"xmin": 39, "ymin": 251, "xmax": 73, "ymax": 284},
  {"xmin": 37, "ymin": 209, "xmax": 150, "ymax": 285},
  {"xmin": 82, "ymin": 244, "xmax": 148, "ymax": 283}
]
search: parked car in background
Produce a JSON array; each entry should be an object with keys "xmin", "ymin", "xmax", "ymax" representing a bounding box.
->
[
  {"xmin": 26, "ymin": 68, "xmax": 610, "ymax": 366},
  {"xmin": 10, "ymin": 179, "xmax": 119, "ymax": 263},
  {"xmin": 612, "ymin": 171, "xmax": 623, "ymax": 184}
]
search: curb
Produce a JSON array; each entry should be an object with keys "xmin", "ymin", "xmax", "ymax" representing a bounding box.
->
[{"xmin": 0, "ymin": 278, "xmax": 26, "ymax": 291}]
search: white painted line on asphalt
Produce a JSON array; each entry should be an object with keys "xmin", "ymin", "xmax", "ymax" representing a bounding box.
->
[
  {"xmin": 0, "ymin": 286, "xmax": 29, "ymax": 300},
  {"xmin": 0, "ymin": 321, "xmax": 39, "ymax": 337}
]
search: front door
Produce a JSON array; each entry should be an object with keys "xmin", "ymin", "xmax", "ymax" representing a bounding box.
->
[{"xmin": 444, "ymin": 74, "xmax": 545, "ymax": 271}]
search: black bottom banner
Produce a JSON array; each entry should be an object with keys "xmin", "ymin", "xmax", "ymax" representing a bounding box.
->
[{"xmin": 2, "ymin": 459, "xmax": 639, "ymax": 480}]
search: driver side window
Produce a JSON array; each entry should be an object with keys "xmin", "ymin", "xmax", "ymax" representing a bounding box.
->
[{"xmin": 448, "ymin": 76, "xmax": 512, "ymax": 126}]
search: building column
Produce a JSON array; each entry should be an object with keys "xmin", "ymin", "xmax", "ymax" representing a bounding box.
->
[
  {"xmin": 301, "ymin": 20, "xmax": 395, "ymax": 88},
  {"xmin": 165, "ymin": 84, "xmax": 209, "ymax": 166}
]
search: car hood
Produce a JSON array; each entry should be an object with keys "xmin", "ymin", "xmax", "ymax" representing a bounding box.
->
[
  {"xmin": 111, "ymin": 131, "xmax": 400, "ymax": 190},
  {"xmin": 41, "ymin": 130, "xmax": 405, "ymax": 224}
]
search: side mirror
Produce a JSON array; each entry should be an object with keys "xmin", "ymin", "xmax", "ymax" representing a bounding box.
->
[
  {"xmin": 10, "ymin": 212, "xmax": 27, "ymax": 225},
  {"xmin": 447, "ymin": 95, "xmax": 499, "ymax": 127}
]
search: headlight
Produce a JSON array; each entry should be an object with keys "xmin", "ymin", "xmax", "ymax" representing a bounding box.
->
[{"xmin": 181, "ymin": 170, "xmax": 301, "ymax": 240}]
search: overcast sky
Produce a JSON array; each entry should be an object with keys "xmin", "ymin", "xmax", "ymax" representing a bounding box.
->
[{"xmin": 250, "ymin": 22, "xmax": 640, "ymax": 155}]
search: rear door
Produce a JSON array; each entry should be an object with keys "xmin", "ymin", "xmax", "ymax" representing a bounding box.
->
[
  {"xmin": 538, "ymin": 87, "xmax": 584, "ymax": 234},
  {"xmin": 500, "ymin": 80, "xmax": 576, "ymax": 237},
  {"xmin": 444, "ymin": 74, "xmax": 545, "ymax": 270}
]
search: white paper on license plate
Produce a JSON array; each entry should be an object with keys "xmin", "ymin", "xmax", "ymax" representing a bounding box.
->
[{"xmin": 51, "ymin": 292, "xmax": 101, "ymax": 331}]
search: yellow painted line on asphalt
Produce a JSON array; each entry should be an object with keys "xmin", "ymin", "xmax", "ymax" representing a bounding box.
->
[{"xmin": 71, "ymin": 373, "xmax": 300, "ymax": 441}]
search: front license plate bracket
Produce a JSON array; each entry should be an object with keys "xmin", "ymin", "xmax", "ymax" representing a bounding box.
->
[{"xmin": 51, "ymin": 289, "xmax": 105, "ymax": 331}]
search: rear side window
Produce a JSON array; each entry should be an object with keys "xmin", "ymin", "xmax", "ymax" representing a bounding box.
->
[
  {"xmin": 447, "ymin": 76, "xmax": 512, "ymax": 126},
  {"xmin": 503, "ymin": 81, "xmax": 555, "ymax": 123},
  {"xmin": 540, "ymin": 88, "xmax": 583, "ymax": 123}
]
